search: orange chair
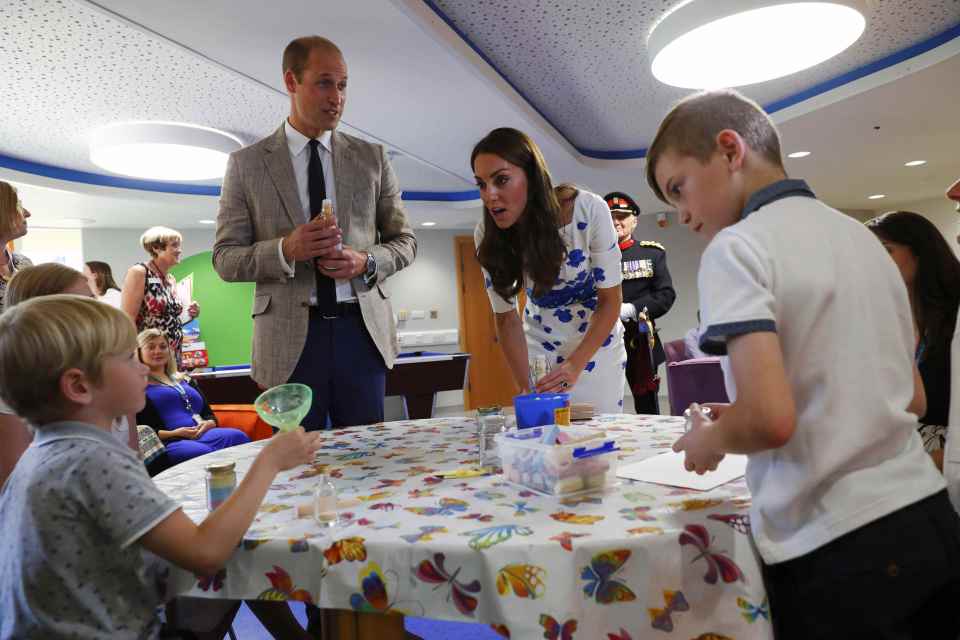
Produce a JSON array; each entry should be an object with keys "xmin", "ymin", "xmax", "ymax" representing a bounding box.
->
[{"xmin": 210, "ymin": 404, "xmax": 273, "ymax": 441}]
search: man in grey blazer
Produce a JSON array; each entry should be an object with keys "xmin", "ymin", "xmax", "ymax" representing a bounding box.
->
[{"xmin": 213, "ymin": 36, "xmax": 416, "ymax": 430}]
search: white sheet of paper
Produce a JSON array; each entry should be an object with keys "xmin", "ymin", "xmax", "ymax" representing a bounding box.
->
[{"xmin": 617, "ymin": 450, "xmax": 748, "ymax": 491}]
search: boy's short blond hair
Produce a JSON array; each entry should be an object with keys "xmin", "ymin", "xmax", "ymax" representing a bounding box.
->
[
  {"xmin": 646, "ymin": 89, "xmax": 784, "ymax": 203},
  {"xmin": 0, "ymin": 295, "xmax": 137, "ymax": 426},
  {"xmin": 5, "ymin": 263, "xmax": 87, "ymax": 307},
  {"xmin": 140, "ymin": 226, "xmax": 182, "ymax": 257}
]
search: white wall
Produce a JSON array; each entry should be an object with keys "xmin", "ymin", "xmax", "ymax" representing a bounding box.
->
[
  {"xmin": 381, "ymin": 228, "xmax": 467, "ymax": 414},
  {"xmin": 384, "ymin": 228, "xmax": 463, "ymax": 338},
  {"xmin": 81, "ymin": 227, "xmax": 217, "ymax": 283}
]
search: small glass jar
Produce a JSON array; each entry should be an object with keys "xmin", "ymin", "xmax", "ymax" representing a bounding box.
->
[
  {"xmin": 313, "ymin": 474, "xmax": 338, "ymax": 528},
  {"xmin": 205, "ymin": 462, "xmax": 236, "ymax": 511},
  {"xmin": 530, "ymin": 355, "xmax": 550, "ymax": 385},
  {"xmin": 477, "ymin": 406, "xmax": 506, "ymax": 469}
]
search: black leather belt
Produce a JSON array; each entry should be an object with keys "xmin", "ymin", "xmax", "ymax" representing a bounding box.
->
[{"xmin": 309, "ymin": 302, "xmax": 361, "ymax": 319}]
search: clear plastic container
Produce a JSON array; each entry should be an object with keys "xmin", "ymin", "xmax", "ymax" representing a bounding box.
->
[
  {"xmin": 313, "ymin": 474, "xmax": 338, "ymax": 528},
  {"xmin": 495, "ymin": 426, "xmax": 619, "ymax": 495}
]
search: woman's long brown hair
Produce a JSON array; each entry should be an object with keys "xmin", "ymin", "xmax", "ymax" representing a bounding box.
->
[{"xmin": 472, "ymin": 128, "xmax": 569, "ymax": 300}]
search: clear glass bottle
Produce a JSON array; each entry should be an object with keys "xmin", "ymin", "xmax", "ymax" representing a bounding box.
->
[
  {"xmin": 313, "ymin": 474, "xmax": 338, "ymax": 528},
  {"xmin": 529, "ymin": 355, "xmax": 550, "ymax": 388},
  {"xmin": 477, "ymin": 407, "xmax": 506, "ymax": 469}
]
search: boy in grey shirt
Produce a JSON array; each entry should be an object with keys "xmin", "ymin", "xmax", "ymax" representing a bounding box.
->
[{"xmin": 0, "ymin": 296, "xmax": 321, "ymax": 639}]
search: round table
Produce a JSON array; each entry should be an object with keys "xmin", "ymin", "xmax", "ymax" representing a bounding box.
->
[{"xmin": 155, "ymin": 414, "xmax": 772, "ymax": 639}]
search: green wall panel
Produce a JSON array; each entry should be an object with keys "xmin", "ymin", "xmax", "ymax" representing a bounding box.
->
[{"xmin": 170, "ymin": 251, "xmax": 254, "ymax": 367}]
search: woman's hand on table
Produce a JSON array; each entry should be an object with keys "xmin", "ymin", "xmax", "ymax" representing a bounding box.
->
[
  {"xmin": 172, "ymin": 426, "xmax": 200, "ymax": 439},
  {"xmin": 535, "ymin": 359, "xmax": 582, "ymax": 394},
  {"xmin": 263, "ymin": 427, "xmax": 323, "ymax": 472}
]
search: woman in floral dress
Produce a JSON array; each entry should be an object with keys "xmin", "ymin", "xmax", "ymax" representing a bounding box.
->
[
  {"xmin": 121, "ymin": 226, "xmax": 199, "ymax": 361},
  {"xmin": 472, "ymin": 128, "xmax": 626, "ymax": 412}
]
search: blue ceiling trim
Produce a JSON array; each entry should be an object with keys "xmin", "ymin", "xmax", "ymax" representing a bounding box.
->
[
  {"xmin": 0, "ymin": 153, "xmax": 222, "ymax": 196},
  {"xmin": 764, "ymin": 20, "xmax": 960, "ymax": 114},
  {"xmin": 422, "ymin": 1, "xmax": 960, "ymax": 161},
  {"xmin": 0, "ymin": 151, "xmax": 479, "ymax": 202},
  {"xmin": 402, "ymin": 189, "xmax": 479, "ymax": 201}
]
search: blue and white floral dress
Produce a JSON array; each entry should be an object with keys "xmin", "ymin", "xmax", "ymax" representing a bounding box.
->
[{"xmin": 475, "ymin": 190, "xmax": 627, "ymax": 412}]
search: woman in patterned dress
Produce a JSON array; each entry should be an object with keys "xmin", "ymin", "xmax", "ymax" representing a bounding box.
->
[
  {"xmin": 472, "ymin": 128, "xmax": 626, "ymax": 412},
  {"xmin": 121, "ymin": 226, "xmax": 200, "ymax": 361}
]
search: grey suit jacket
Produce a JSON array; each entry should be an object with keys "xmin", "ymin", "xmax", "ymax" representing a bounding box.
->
[{"xmin": 213, "ymin": 124, "xmax": 417, "ymax": 388}]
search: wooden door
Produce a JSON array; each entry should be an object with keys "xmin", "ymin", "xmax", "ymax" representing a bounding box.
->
[{"xmin": 455, "ymin": 236, "xmax": 522, "ymax": 410}]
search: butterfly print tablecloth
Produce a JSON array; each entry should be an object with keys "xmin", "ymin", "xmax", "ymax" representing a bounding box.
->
[{"xmin": 155, "ymin": 414, "xmax": 772, "ymax": 639}]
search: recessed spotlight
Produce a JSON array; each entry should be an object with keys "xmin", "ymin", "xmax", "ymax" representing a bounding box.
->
[
  {"xmin": 788, "ymin": 151, "xmax": 811, "ymax": 159},
  {"xmin": 904, "ymin": 160, "xmax": 927, "ymax": 167},
  {"xmin": 868, "ymin": 194, "xmax": 886, "ymax": 200},
  {"xmin": 198, "ymin": 219, "xmax": 216, "ymax": 224},
  {"xmin": 649, "ymin": 1, "xmax": 866, "ymax": 89},
  {"xmin": 89, "ymin": 121, "xmax": 242, "ymax": 181},
  {"xmin": 421, "ymin": 221, "xmax": 437, "ymax": 227}
]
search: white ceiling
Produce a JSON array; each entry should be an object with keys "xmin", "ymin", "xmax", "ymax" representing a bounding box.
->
[
  {"xmin": 429, "ymin": 0, "xmax": 960, "ymax": 153},
  {"xmin": 0, "ymin": 0, "xmax": 958, "ymax": 230}
]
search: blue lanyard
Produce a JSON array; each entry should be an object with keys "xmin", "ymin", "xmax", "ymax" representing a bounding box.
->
[{"xmin": 152, "ymin": 376, "xmax": 196, "ymax": 416}]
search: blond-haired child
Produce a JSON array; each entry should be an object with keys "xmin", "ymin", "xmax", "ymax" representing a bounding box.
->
[{"xmin": 0, "ymin": 295, "xmax": 320, "ymax": 638}]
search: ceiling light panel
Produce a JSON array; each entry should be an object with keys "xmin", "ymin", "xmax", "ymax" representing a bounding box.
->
[
  {"xmin": 89, "ymin": 122, "xmax": 242, "ymax": 181},
  {"xmin": 650, "ymin": 1, "xmax": 867, "ymax": 89}
]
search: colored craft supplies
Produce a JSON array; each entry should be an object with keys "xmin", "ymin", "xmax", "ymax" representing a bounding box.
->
[{"xmin": 204, "ymin": 461, "xmax": 236, "ymax": 510}]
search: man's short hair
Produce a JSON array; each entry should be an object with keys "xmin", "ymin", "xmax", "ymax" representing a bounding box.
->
[
  {"xmin": 140, "ymin": 226, "xmax": 182, "ymax": 257},
  {"xmin": 282, "ymin": 36, "xmax": 343, "ymax": 82},
  {"xmin": 646, "ymin": 89, "xmax": 784, "ymax": 203},
  {"xmin": 0, "ymin": 295, "xmax": 137, "ymax": 426}
]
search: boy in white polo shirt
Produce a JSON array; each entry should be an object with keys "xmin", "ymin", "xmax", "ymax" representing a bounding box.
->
[{"xmin": 646, "ymin": 89, "xmax": 960, "ymax": 638}]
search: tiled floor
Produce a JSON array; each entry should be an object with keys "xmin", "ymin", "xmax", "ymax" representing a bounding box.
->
[{"xmin": 230, "ymin": 602, "xmax": 501, "ymax": 639}]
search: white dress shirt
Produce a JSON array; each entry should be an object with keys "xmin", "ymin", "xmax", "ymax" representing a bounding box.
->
[{"xmin": 278, "ymin": 119, "xmax": 356, "ymax": 302}]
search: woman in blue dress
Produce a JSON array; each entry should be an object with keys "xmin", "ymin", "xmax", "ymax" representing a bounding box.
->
[
  {"xmin": 472, "ymin": 128, "xmax": 626, "ymax": 412},
  {"xmin": 136, "ymin": 328, "xmax": 249, "ymax": 465}
]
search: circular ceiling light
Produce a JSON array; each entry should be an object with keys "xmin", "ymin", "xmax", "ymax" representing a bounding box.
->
[
  {"xmin": 649, "ymin": 1, "xmax": 866, "ymax": 89},
  {"xmin": 903, "ymin": 160, "xmax": 927, "ymax": 167},
  {"xmin": 868, "ymin": 194, "xmax": 886, "ymax": 200},
  {"xmin": 421, "ymin": 221, "xmax": 437, "ymax": 227},
  {"xmin": 788, "ymin": 151, "xmax": 812, "ymax": 158},
  {"xmin": 89, "ymin": 121, "xmax": 243, "ymax": 181},
  {"xmin": 198, "ymin": 219, "xmax": 216, "ymax": 224}
]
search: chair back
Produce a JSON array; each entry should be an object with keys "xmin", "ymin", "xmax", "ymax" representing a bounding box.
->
[
  {"xmin": 663, "ymin": 339, "xmax": 688, "ymax": 365},
  {"xmin": 210, "ymin": 404, "xmax": 274, "ymax": 441},
  {"xmin": 665, "ymin": 357, "xmax": 729, "ymax": 416}
]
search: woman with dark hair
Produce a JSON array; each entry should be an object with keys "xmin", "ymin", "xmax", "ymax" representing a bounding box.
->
[
  {"xmin": 472, "ymin": 128, "xmax": 626, "ymax": 411},
  {"xmin": 83, "ymin": 260, "xmax": 122, "ymax": 308},
  {"xmin": 867, "ymin": 211, "xmax": 960, "ymax": 468}
]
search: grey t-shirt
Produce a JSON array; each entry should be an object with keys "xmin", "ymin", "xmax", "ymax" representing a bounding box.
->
[{"xmin": 0, "ymin": 421, "xmax": 180, "ymax": 639}]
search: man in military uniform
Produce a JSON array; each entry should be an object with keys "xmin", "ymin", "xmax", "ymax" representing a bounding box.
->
[{"xmin": 605, "ymin": 191, "xmax": 676, "ymax": 414}]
